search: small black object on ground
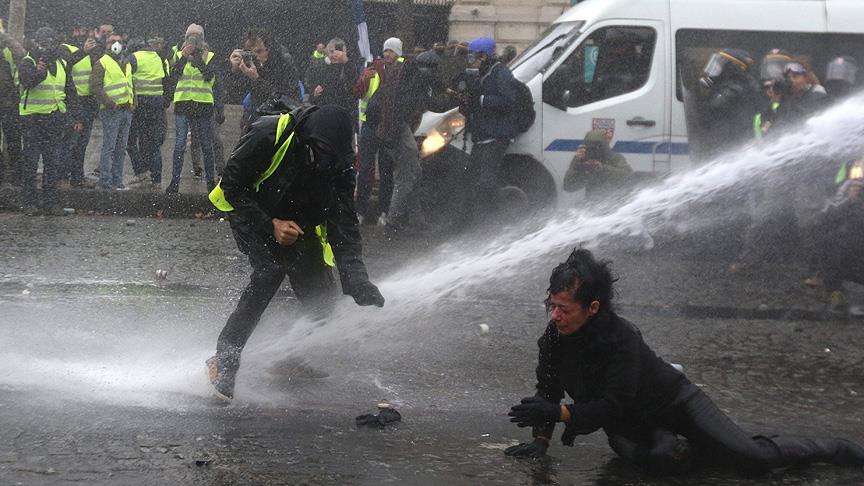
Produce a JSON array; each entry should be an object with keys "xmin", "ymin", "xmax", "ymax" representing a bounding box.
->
[{"xmin": 356, "ymin": 403, "xmax": 402, "ymax": 428}]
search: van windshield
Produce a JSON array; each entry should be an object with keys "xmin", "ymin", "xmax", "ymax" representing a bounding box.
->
[{"xmin": 509, "ymin": 21, "xmax": 584, "ymax": 76}]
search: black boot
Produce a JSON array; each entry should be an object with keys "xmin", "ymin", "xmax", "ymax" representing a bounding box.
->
[{"xmin": 771, "ymin": 436, "xmax": 864, "ymax": 467}]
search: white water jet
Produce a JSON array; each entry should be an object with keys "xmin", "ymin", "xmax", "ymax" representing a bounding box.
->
[{"xmin": 258, "ymin": 93, "xmax": 864, "ymax": 356}]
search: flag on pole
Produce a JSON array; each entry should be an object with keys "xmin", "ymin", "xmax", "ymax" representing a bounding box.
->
[{"xmin": 352, "ymin": 0, "xmax": 373, "ymax": 63}]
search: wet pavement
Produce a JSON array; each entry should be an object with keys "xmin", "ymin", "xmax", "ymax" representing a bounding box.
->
[{"xmin": 0, "ymin": 212, "xmax": 863, "ymax": 485}]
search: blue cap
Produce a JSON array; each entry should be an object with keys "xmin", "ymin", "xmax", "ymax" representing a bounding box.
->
[{"xmin": 468, "ymin": 37, "xmax": 496, "ymax": 57}]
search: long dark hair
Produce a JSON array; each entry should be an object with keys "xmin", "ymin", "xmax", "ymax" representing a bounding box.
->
[{"xmin": 546, "ymin": 248, "xmax": 617, "ymax": 311}]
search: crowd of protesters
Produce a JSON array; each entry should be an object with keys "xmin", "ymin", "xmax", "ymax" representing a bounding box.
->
[{"xmin": 1, "ymin": 20, "xmax": 525, "ymax": 239}]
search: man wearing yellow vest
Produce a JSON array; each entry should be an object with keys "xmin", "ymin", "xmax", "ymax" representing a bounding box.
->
[
  {"xmin": 17, "ymin": 27, "xmax": 80, "ymax": 215},
  {"xmin": 352, "ymin": 42, "xmax": 403, "ymax": 224},
  {"xmin": 90, "ymin": 32, "xmax": 134, "ymax": 190},
  {"xmin": 206, "ymin": 99, "xmax": 384, "ymax": 401},
  {"xmin": 0, "ymin": 28, "xmax": 25, "ymax": 187},
  {"xmin": 165, "ymin": 24, "xmax": 222, "ymax": 194},
  {"xmin": 126, "ymin": 36, "xmax": 169, "ymax": 190}
]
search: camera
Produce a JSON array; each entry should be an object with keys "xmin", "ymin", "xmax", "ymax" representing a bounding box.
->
[
  {"xmin": 584, "ymin": 142, "xmax": 605, "ymax": 161},
  {"xmin": 241, "ymin": 50, "xmax": 256, "ymax": 65}
]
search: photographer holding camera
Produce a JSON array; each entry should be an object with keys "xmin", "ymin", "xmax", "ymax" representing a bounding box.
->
[
  {"xmin": 449, "ymin": 37, "xmax": 522, "ymax": 226},
  {"xmin": 563, "ymin": 129, "xmax": 632, "ymax": 200},
  {"xmin": 165, "ymin": 23, "xmax": 223, "ymax": 194},
  {"xmin": 17, "ymin": 26, "xmax": 81, "ymax": 215},
  {"xmin": 228, "ymin": 28, "xmax": 301, "ymax": 127},
  {"xmin": 306, "ymin": 38, "xmax": 361, "ymax": 121}
]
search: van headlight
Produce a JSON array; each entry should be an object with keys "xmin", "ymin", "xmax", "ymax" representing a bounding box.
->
[{"xmin": 420, "ymin": 112, "xmax": 466, "ymax": 159}]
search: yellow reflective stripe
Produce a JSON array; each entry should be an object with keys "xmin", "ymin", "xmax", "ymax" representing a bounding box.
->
[
  {"xmin": 23, "ymin": 99, "xmax": 61, "ymax": 105},
  {"xmin": 315, "ymin": 225, "xmax": 336, "ymax": 267},
  {"xmin": 254, "ymin": 114, "xmax": 294, "ymax": 191},
  {"xmin": 209, "ymin": 180, "xmax": 234, "ymax": 212}
]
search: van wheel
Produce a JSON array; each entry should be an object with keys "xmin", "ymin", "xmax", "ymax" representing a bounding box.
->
[{"xmin": 500, "ymin": 155, "xmax": 556, "ymax": 216}]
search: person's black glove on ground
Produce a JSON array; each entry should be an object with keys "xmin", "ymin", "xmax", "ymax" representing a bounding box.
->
[
  {"xmin": 504, "ymin": 440, "xmax": 548, "ymax": 458},
  {"xmin": 508, "ymin": 396, "xmax": 560, "ymax": 427},
  {"xmin": 349, "ymin": 281, "xmax": 385, "ymax": 307}
]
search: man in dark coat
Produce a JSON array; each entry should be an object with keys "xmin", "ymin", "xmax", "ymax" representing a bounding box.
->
[
  {"xmin": 506, "ymin": 248, "xmax": 864, "ymax": 474},
  {"xmin": 207, "ymin": 99, "xmax": 384, "ymax": 401}
]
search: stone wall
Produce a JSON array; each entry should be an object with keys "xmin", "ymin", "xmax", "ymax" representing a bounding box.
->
[{"xmin": 448, "ymin": 0, "xmax": 571, "ymax": 52}]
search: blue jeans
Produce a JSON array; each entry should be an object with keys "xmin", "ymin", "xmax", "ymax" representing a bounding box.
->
[
  {"xmin": 171, "ymin": 113, "xmax": 214, "ymax": 186},
  {"xmin": 98, "ymin": 109, "xmax": 132, "ymax": 188}
]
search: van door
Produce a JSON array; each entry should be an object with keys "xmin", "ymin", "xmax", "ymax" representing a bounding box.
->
[{"xmin": 541, "ymin": 20, "xmax": 668, "ymax": 184}]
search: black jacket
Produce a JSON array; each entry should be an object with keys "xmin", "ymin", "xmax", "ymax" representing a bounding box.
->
[
  {"xmin": 225, "ymin": 48, "xmax": 301, "ymax": 109},
  {"xmin": 470, "ymin": 61, "xmax": 520, "ymax": 143},
  {"xmin": 220, "ymin": 106, "xmax": 369, "ymax": 290},
  {"xmin": 534, "ymin": 310, "xmax": 690, "ymax": 445},
  {"xmin": 307, "ymin": 60, "xmax": 361, "ymax": 114}
]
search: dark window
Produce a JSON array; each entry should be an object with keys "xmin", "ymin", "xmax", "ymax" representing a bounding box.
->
[{"xmin": 543, "ymin": 26, "xmax": 657, "ymax": 111}]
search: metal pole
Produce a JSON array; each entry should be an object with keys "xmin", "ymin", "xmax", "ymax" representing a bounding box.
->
[{"xmin": 8, "ymin": 0, "xmax": 27, "ymax": 40}]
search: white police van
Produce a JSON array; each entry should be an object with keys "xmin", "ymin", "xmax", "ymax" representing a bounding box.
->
[{"xmin": 418, "ymin": 0, "xmax": 864, "ymax": 209}]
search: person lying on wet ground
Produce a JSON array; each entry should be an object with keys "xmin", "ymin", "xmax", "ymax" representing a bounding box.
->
[{"xmin": 505, "ymin": 248, "xmax": 864, "ymax": 475}]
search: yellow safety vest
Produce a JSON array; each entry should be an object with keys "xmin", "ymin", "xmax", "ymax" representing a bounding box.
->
[
  {"xmin": 312, "ymin": 50, "xmax": 325, "ymax": 60},
  {"xmin": 209, "ymin": 113, "xmax": 335, "ymax": 267},
  {"xmin": 359, "ymin": 57, "xmax": 402, "ymax": 122},
  {"xmin": 132, "ymin": 50, "xmax": 167, "ymax": 97},
  {"xmin": 63, "ymin": 44, "xmax": 93, "ymax": 97},
  {"xmin": 174, "ymin": 50, "xmax": 215, "ymax": 104},
  {"xmin": 19, "ymin": 56, "xmax": 66, "ymax": 116},
  {"xmin": 752, "ymin": 101, "xmax": 780, "ymax": 140},
  {"xmin": 3, "ymin": 47, "xmax": 18, "ymax": 86},
  {"xmin": 98, "ymin": 54, "xmax": 133, "ymax": 108}
]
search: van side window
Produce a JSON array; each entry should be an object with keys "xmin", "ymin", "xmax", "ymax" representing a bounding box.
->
[{"xmin": 543, "ymin": 26, "xmax": 657, "ymax": 110}]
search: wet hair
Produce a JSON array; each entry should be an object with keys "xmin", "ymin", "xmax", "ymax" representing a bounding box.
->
[
  {"xmin": 244, "ymin": 27, "xmax": 272, "ymax": 49},
  {"xmin": 546, "ymin": 248, "xmax": 617, "ymax": 311}
]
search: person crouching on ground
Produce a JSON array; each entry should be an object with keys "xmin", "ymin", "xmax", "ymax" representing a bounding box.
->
[{"xmin": 505, "ymin": 248, "xmax": 864, "ymax": 474}]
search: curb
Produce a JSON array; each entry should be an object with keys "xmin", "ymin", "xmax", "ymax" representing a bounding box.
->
[{"xmin": 0, "ymin": 186, "xmax": 213, "ymax": 219}]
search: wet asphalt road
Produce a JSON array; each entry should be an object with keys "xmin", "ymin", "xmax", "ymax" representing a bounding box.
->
[{"xmin": 0, "ymin": 212, "xmax": 863, "ymax": 485}]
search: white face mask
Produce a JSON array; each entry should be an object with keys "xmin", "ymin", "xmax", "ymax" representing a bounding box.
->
[{"xmin": 110, "ymin": 41, "xmax": 123, "ymax": 55}]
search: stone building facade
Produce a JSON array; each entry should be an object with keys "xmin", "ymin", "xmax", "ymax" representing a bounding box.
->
[{"xmin": 448, "ymin": 0, "xmax": 572, "ymax": 52}]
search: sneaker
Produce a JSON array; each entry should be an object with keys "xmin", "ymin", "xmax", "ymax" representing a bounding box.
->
[
  {"xmin": 206, "ymin": 356, "xmax": 234, "ymax": 401},
  {"xmin": 377, "ymin": 212, "xmax": 388, "ymax": 227},
  {"xmin": 114, "ymin": 185, "xmax": 129, "ymax": 191},
  {"xmin": 357, "ymin": 214, "xmax": 365, "ymax": 225}
]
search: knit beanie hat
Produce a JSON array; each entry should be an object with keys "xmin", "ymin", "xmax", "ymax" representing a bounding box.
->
[{"xmin": 383, "ymin": 37, "xmax": 403, "ymax": 57}]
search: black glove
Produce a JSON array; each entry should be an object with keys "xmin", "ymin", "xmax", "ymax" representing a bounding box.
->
[
  {"xmin": 504, "ymin": 439, "xmax": 548, "ymax": 458},
  {"xmin": 348, "ymin": 281, "xmax": 385, "ymax": 307},
  {"xmin": 508, "ymin": 396, "xmax": 561, "ymax": 428}
]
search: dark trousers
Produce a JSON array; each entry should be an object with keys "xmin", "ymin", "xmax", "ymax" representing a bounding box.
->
[
  {"xmin": 355, "ymin": 122, "xmax": 394, "ymax": 218},
  {"xmin": 64, "ymin": 100, "xmax": 96, "ymax": 185},
  {"xmin": 127, "ymin": 103, "xmax": 166, "ymax": 182},
  {"xmin": 0, "ymin": 104, "xmax": 22, "ymax": 186},
  {"xmin": 216, "ymin": 218, "xmax": 338, "ymax": 379},
  {"xmin": 465, "ymin": 139, "xmax": 510, "ymax": 221},
  {"xmin": 20, "ymin": 112, "xmax": 65, "ymax": 208},
  {"xmin": 607, "ymin": 384, "xmax": 864, "ymax": 474}
]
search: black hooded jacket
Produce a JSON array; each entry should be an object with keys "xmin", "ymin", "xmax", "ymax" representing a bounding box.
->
[
  {"xmin": 533, "ymin": 310, "xmax": 691, "ymax": 445},
  {"xmin": 219, "ymin": 104, "xmax": 369, "ymax": 289}
]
